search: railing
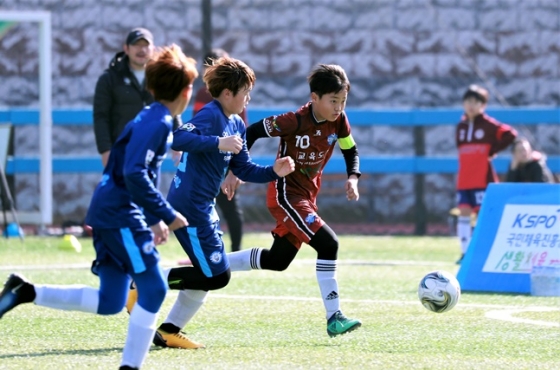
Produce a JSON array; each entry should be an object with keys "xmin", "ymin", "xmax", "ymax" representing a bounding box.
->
[{"xmin": 2, "ymin": 107, "xmax": 559, "ymax": 175}]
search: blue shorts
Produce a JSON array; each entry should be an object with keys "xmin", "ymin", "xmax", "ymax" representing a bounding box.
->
[
  {"xmin": 92, "ymin": 227, "xmax": 159, "ymax": 275},
  {"xmin": 174, "ymin": 222, "xmax": 229, "ymax": 278},
  {"xmin": 456, "ymin": 189, "xmax": 486, "ymax": 210}
]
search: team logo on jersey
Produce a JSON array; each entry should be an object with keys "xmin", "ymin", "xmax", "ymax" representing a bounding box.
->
[
  {"xmin": 142, "ymin": 241, "xmax": 155, "ymax": 254},
  {"xmin": 145, "ymin": 149, "xmax": 155, "ymax": 166},
  {"xmin": 264, "ymin": 116, "xmax": 280, "ymax": 133},
  {"xmin": 327, "ymin": 133, "xmax": 338, "ymax": 145},
  {"xmin": 314, "ymin": 129, "xmax": 321, "ymax": 136},
  {"xmin": 305, "ymin": 213, "xmax": 317, "ymax": 225},
  {"xmin": 180, "ymin": 123, "xmax": 196, "ymax": 131},
  {"xmin": 209, "ymin": 251, "xmax": 223, "ymax": 264},
  {"xmin": 474, "ymin": 129, "xmax": 484, "ymax": 139}
]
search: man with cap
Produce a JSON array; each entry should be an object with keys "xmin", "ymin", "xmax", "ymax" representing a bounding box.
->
[{"xmin": 93, "ymin": 28, "xmax": 156, "ymax": 167}]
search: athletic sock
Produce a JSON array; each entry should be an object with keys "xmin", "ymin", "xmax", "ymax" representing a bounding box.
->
[
  {"xmin": 228, "ymin": 248, "xmax": 262, "ymax": 271},
  {"xmin": 34, "ymin": 285, "xmax": 99, "ymax": 313},
  {"xmin": 316, "ymin": 259, "xmax": 340, "ymax": 320},
  {"xmin": 457, "ymin": 216, "xmax": 472, "ymax": 254},
  {"xmin": 121, "ymin": 304, "xmax": 158, "ymax": 369},
  {"xmin": 161, "ymin": 289, "xmax": 208, "ymax": 332}
]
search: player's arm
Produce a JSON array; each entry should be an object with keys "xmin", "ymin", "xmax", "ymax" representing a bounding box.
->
[
  {"xmin": 123, "ymin": 121, "xmax": 176, "ymax": 226},
  {"xmin": 93, "ymin": 73, "xmax": 114, "ymax": 157},
  {"xmin": 491, "ymin": 122, "xmax": 518, "ymax": 155},
  {"xmin": 339, "ymin": 134, "xmax": 361, "ymax": 179},
  {"xmin": 246, "ymin": 120, "xmax": 269, "ymax": 150},
  {"xmin": 229, "ymin": 128, "xmax": 281, "ymax": 183}
]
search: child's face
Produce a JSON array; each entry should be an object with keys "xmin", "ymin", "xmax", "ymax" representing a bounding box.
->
[
  {"xmin": 229, "ymin": 84, "xmax": 252, "ymax": 115},
  {"xmin": 462, "ymin": 97, "xmax": 485, "ymax": 119},
  {"xmin": 311, "ymin": 90, "xmax": 347, "ymax": 121}
]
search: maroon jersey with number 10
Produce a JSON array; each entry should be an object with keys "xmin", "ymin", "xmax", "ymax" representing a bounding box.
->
[{"xmin": 262, "ymin": 102, "xmax": 352, "ymax": 204}]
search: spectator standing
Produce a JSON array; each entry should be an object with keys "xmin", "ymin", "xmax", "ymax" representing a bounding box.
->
[{"xmin": 93, "ymin": 28, "xmax": 155, "ymax": 167}]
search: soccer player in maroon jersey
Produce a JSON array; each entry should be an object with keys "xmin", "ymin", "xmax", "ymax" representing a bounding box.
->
[
  {"xmin": 455, "ymin": 85, "xmax": 517, "ymax": 264},
  {"xmin": 227, "ymin": 64, "xmax": 362, "ymax": 337}
]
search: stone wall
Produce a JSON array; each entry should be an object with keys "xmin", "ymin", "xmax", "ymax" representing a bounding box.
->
[{"xmin": 1, "ymin": 0, "xmax": 559, "ymax": 228}]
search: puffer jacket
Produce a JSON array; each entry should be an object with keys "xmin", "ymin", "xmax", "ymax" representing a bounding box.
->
[{"xmin": 93, "ymin": 51, "xmax": 154, "ymax": 154}]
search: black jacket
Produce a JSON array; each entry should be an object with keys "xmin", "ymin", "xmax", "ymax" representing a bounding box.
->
[
  {"xmin": 506, "ymin": 151, "xmax": 554, "ymax": 183},
  {"xmin": 93, "ymin": 52, "xmax": 154, "ymax": 154}
]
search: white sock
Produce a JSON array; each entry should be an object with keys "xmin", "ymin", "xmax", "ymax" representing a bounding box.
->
[
  {"xmin": 34, "ymin": 285, "xmax": 99, "ymax": 314},
  {"xmin": 316, "ymin": 259, "xmax": 340, "ymax": 320},
  {"xmin": 228, "ymin": 248, "xmax": 262, "ymax": 271},
  {"xmin": 163, "ymin": 289, "xmax": 208, "ymax": 330},
  {"xmin": 162, "ymin": 267, "xmax": 171, "ymax": 282},
  {"xmin": 457, "ymin": 216, "xmax": 472, "ymax": 254},
  {"xmin": 121, "ymin": 304, "xmax": 158, "ymax": 369}
]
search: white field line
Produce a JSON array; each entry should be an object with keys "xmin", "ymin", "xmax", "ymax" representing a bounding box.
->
[
  {"xmin": 0, "ymin": 259, "xmax": 450, "ymax": 272},
  {"xmin": 2, "ymin": 260, "xmax": 559, "ymax": 327},
  {"xmin": 209, "ymin": 293, "xmax": 558, "ymax": 311},
  {"xmin": 485, "ymin": 308, "xmax": 560, "ymax": 328}
]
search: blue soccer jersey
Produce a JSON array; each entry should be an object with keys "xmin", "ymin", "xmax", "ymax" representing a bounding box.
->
[
  {"xmin": 85, "ymin": 102, "xmax": 176, "ymax": 229},
  {"xmin": 168, "ymin": 100, "xmax": 278, "ymax": 226}
]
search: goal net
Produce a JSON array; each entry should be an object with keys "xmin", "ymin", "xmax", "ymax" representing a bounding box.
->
[{"xmin": 0, "ymin": 10, "xmax": 52, "ymax": 227}]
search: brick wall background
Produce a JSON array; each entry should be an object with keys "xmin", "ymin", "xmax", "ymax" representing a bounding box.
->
[{"xmin": 1, "ymin": 0, "xmax": 559, "ymax": 230}]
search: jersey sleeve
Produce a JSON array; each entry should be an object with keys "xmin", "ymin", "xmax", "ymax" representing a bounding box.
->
[
  {"xmin": 123, "ymin": 118, "xmax": 176, "ymax": 226},
  {"xmin": 491, "ymin": 121, "xmax": 517, "ymax": 155},
  {"xmin": 229, "ymin": 124, "xmax": 279, "ymax": 183},
  {"xmin": 262, "ymin": 112, "xmax": 299, "ymax": 138},
  {"xmin": 172, "ymin": 108, "xmax": 220, "ymax": 152}
]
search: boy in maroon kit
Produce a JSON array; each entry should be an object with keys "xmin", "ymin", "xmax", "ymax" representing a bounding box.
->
[
  {"xmin": 455, "ymin": 85, "xmax": 517, "ymax": 264},
  {"xmin": 226, "ymin": 64, "xmax": 362, "ymax": 337}
]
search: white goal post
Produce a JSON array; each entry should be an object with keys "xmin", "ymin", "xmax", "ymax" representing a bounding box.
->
[{"xmin": 0, "ymin": 10, "xmax": 52, "ymax": 226}]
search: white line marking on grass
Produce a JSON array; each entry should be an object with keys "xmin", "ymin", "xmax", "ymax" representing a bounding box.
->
[
  {"xmin": 0, "ymin": 258, "xmax": 451, "ymax": 272},
  {"xmin": 485, "ymin": 307, "xmax": 560, "ymax": 328},
  {"xmin": 209, "ymin": 293, "xmax": 556, "ymax": 311}
]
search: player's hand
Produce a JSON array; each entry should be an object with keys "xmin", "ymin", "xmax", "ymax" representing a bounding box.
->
[
  {"xmin": 150, "ymin": 221, "xmax": 169, "ymax": 245},
  {"xmin": 345, "ymin": 176, "xmax": 359, "ymax": 201},
  {"xmin": 218, "ymin": 136, "xmax": 243, "ymax": 154},
  {"xmin": 221, "ymin": 171, "xmax": 244, "ymax": 201},
  {"xmin": 168, "ymin": 212, "xmax": 189, "ymax": 231},
  {"xmin": 171, "ymin": 150, "xmax": 182, "ymax": 166},
  {"xmin": 273, "ymin": 156, "xmax": 295, "ymax": 177}
]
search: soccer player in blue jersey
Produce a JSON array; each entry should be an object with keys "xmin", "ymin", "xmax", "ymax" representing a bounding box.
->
[
  {"xmin": 0, "ymin": 44, "xmax": 197, "ymax": 370},
  {"xmin": 126, "ymin": 56, "xmax": 295, "ymax": 349}
]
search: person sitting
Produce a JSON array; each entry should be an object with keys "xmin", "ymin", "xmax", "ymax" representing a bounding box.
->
[{"xmin": 506, "ymin": 138, "xmax": 554, "ymax": 183}]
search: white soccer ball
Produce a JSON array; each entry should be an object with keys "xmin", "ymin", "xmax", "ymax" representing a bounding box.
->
[{"xmin": 417, "ymin": 270, "xmax": 461, "ymax": 313}]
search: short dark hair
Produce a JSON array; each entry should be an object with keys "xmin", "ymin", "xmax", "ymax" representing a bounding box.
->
[
  {"xmin": 204, "ymin": 57, "xmax": 256, "ymax": 98},
  {"xmin": 146, "ymin": 44, "xmax": 198, "ymax": 101},
  {"xmin": 462, "ymin": 84, "xmax": 489, "ymax": 104},
  {"xmin": 307, "ymin": 64, "xmax": 350, "ymax": 97},
  {"xmin": 203, "ymin": 48, "xmax": 230, "ymax": 67}
]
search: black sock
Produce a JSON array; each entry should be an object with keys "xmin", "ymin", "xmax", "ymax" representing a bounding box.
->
[{"xmin": 159, "ymin": 323, "xmax": 181, "ymax": 334}]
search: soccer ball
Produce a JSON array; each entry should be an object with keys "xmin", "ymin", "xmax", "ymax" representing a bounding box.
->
[{"xmin": 417, "ymin": 270, "xmax": 461, "ymax": 313}]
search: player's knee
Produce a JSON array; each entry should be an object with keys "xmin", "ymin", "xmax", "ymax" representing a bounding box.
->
[
  {"xmin": 98, "ymin": 296, "xmax": 124, "ymax": 315},
  {"xmin": 318, "ymin": 237, "xmax": 339, "ymax": 260},
  {"xmin": 309, "ymin": 227, "xmax": 339, "ymax": 260},
  {"xmin": 205, "ymin": 270, "xmax": 231, "ymax": 290}
]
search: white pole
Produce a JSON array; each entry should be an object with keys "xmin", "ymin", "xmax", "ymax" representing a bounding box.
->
[{"xmin": 39, "ymin": 12, "xmax": 52, "ymax": 226}]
